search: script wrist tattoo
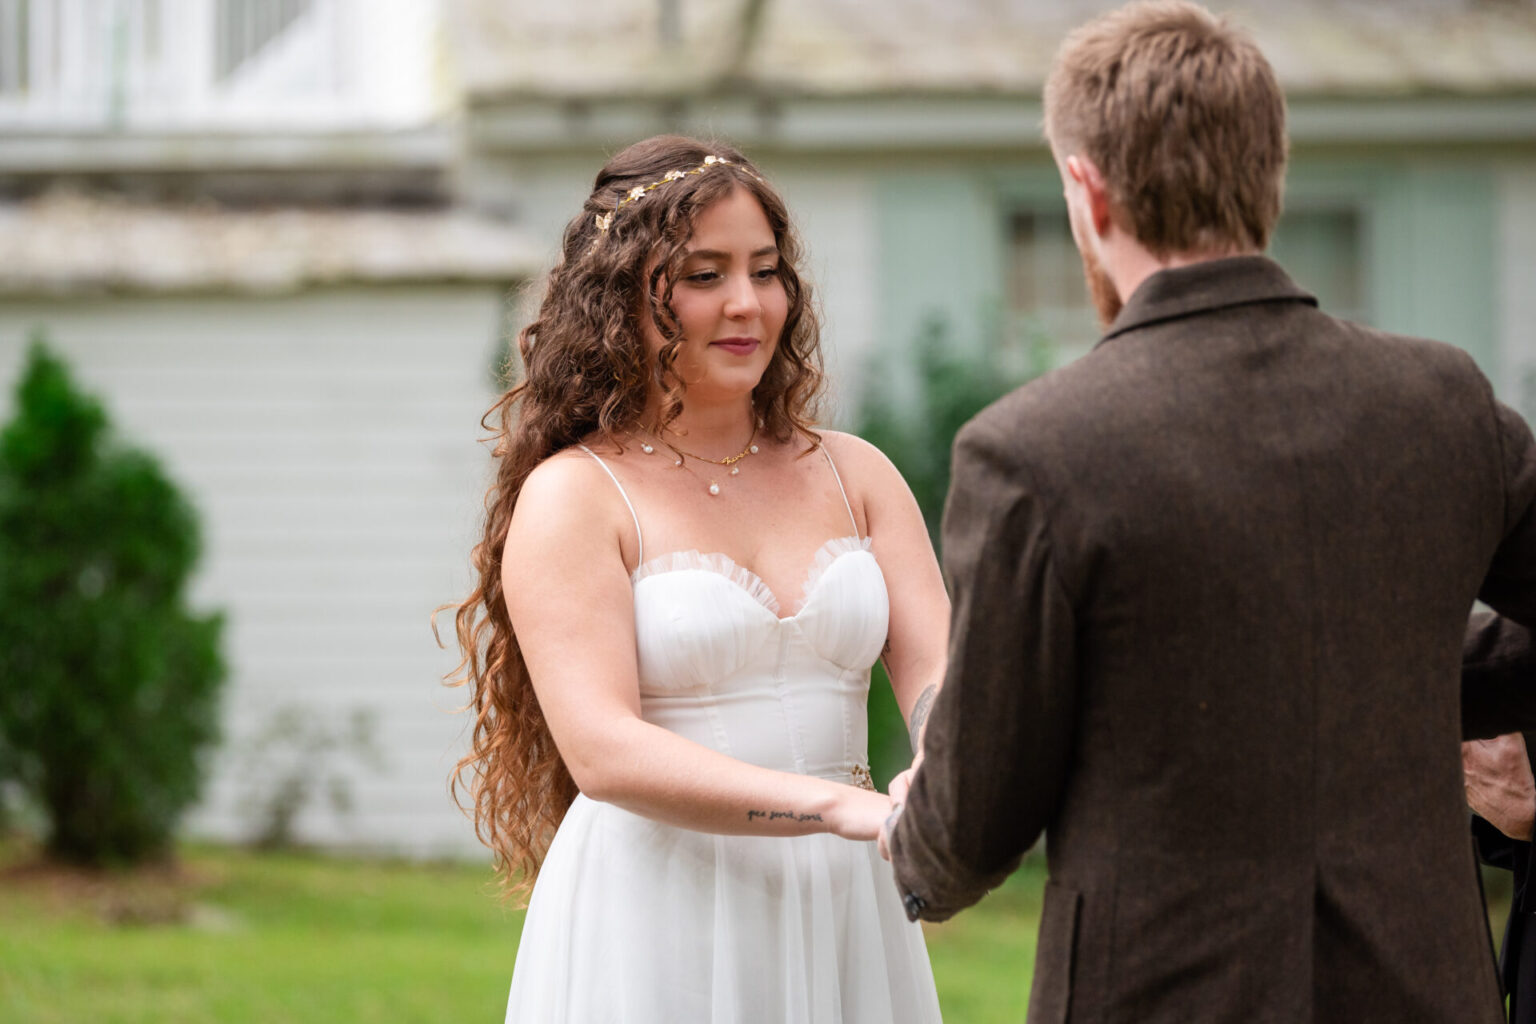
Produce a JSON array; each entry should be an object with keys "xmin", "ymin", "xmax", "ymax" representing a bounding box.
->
[
  {"xmin": 746, "ymin": 809, "xmax": 824, "ymax": 823},
  {"xmin": 908, "ymin": 684, "xmax": 938, "ymax": 751}
]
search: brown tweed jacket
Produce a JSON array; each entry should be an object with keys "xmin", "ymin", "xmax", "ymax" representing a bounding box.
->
[{"xmin": 890, "ymin": 256, "xmax": 1536, "ymax": 1023}]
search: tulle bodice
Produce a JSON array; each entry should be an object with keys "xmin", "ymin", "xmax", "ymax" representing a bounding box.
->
[{"xmin": 630, "ymin": 536, "xmax": 889, "ymax": 783}]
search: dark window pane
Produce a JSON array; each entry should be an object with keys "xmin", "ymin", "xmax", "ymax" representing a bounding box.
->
[{"xmin": 1268, "ymin": 209, "xmax": 1367, "ymax": 324}]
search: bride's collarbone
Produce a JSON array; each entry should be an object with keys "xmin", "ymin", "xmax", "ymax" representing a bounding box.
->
[
  {"xmin": 627, "ymin": 452, "xmax": 830, "ymax": 510},
  {"xmin": 581, "ymin": 441, "xmax": 860, "ymax": 582}
]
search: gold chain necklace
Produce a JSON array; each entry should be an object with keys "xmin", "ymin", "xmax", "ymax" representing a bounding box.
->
[{"xmin": 636, "ymin": 420, "xmax": 761, "ymax": 496}]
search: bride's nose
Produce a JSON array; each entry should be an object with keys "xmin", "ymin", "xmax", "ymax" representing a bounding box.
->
[{"xmin": 722, "ymin": 272, "xmax": 762, "ymax": 320}]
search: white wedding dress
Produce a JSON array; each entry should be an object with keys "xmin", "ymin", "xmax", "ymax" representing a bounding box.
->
[{"xmin": 503, "ymin": 445, "xmax": 943, "ymax": 1024}]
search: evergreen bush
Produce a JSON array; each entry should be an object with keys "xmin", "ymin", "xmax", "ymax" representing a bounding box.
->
[{"xmin": 0, "ymin": 338, "xmax": 226, "ymax": 865}]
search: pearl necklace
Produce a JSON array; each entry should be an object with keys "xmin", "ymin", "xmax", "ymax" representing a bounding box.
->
[{"xmin": 637, "ymin": 420, "xmax": 761, "ymax": 496}]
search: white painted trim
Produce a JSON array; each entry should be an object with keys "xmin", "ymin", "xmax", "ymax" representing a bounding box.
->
[
  {"xmin": 468, "ymin": 94, "xmax": 1536, "ymax": 152},
  {"xmin": 0, "ymin": 126, "xmax": 455, "ymax": 172}
]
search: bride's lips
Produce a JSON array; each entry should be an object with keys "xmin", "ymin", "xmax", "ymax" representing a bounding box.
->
[{"xmin": 709, "ymin": 337, "xmax": 760, "ymax": 356}]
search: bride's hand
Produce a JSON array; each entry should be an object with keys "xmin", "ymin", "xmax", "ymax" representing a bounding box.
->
[{"xmin": 831, "ymin": 787, "xmax": 894, "ymax": 841}]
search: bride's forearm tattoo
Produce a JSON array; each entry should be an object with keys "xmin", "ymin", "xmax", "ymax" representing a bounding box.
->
[
  {"xmin": 746, "ymin": 809, "xmax": 824, "ymax": 823},
  {"xmin": 908, "ymin": 685, "xmax": 938, "ymax": 749}
]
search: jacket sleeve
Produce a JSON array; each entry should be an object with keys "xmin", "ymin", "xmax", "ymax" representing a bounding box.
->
[
  {"xmin": 1464, "ymin": 613, "xmax": 1536, "ymax": 740},
  {"xmin": 888, "ymin": 409, "xmax": 1077, "ymax": 922},
  {"xmin": 1474, "ymin": 813, "xmax": 1522, "ymax": 872},
  {"xmin": 1465, "ymin": 401, "xmax": 1536, "ymax": 739}
]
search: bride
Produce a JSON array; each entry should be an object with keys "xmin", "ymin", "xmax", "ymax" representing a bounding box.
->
[{"xmin": 449, "ymin": 134, "xmax": 949, "ymax": 1022}]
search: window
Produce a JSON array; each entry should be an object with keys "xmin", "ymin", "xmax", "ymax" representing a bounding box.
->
[
  {"xmin": 1267, "ymin": 208, "xmax": 1368, "ymax": 324},
  {"xmin": 1003, "ymin": 204, "xmax": 1371, "ymax": 378},
  {"xmin": 0, "ymin": 0, "xmax": 28, "ymax": 97},
  {"xmin": 1003, "ymin": 208, "xmax": 1098, "ymax": 376},
  {"xmin": 214, "ymin": 0, "xmax": 313, "ymax": 81}
]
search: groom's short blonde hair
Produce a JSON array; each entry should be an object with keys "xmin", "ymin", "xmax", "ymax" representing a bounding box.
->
[{"xmin": 1043, "ymin": 0, "xmax": 1287, "ymax": 257}]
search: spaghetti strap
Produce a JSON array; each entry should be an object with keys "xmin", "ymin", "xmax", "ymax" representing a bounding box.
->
[
  {"xmin": 818, "ymin": 444, "xmax": 860, "ymax": 540},
  {"xmin": 576, "ymin": 444, "xmax": 644, "ymax": 565}
]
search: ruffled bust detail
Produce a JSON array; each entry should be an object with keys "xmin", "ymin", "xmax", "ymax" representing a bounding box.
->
[
  {"xmin": 798, "ymin": 536, "xmax": 874, "ymax": 611},
  {"xmin": 632, "ymin": 549, "xmax": 784, "ymax": 618},
  {"xmin": 630, "ymin": 536, "xmax": 873, "ymax": 620}
]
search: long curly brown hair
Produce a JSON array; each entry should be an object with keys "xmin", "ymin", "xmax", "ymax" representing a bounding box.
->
[{"xmin": 446, "ymin": 135, "xmax": 826, "ymax": 902}]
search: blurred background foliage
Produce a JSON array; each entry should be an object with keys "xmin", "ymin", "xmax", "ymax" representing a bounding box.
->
[
  {"xmin": 234, "ymin": 705, "xmax": 385, "ymax": 851},
  {"xmin": 857, "ymin": 316, "xmax": 1032, "ymax": 786},
  {"xmin": 0, "ymin": 338, "xmax": 226, "ymax": 866}
]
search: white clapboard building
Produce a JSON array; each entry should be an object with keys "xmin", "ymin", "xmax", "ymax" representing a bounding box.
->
[{"xmin": 0, "ymin": 0, "xmax": 536, "ymax": 857}]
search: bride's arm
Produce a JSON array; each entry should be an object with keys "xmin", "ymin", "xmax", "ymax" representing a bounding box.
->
[
  {"xmin": 502, "ymin": 453, "xmax": 892, "ymax": 840},
  {"xmin": 822, "ymin": 433, "xmax": 951, "ymax": 769}
]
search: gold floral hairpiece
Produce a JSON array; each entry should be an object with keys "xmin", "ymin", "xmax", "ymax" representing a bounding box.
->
[{"xmin": 591, "ymin": 154, "xmax": 758, "ymax": 243}]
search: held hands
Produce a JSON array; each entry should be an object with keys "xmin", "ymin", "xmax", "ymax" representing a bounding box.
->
[
  {"xmin": 877, "ymin": 803, "xmax": 901, "ymax": 862},
  {"xmin": 877, "ymin": 754, "xmax": 924, "ymax": 862},
  {"xmin": 1463, "ymin": 733, "xmax": 1536, "ymax": 841},
  {"xmin": 887, "ymin": 752, "xmax": 923, "ymax": 807}
]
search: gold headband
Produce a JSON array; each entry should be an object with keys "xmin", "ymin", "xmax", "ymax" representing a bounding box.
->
[{"xmin": 592, "ymin": 154, "xmax": 755, "ymax": 240}]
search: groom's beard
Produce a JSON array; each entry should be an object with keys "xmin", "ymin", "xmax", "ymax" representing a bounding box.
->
[{"xmin": 1081, "ymin": 244, "xmax": 1123, "ymax": 329}]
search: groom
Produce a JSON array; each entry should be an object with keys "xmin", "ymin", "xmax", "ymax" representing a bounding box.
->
[{"xmin": 883, "ymin": 1, "xmax": 1536, "ymax": 1021}]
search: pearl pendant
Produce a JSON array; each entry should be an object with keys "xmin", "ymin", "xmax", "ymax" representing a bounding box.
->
[
  {"xmin": 640, "ymin": 442, "xmax": 654, "ymax": 454},
  {"xmin": 749, "ymin": 444, "xmax": 759, "ymax": 454},
  {"xmin": 730, "ymin": 466, "xmax": 739, "ymax": 476},
  {"xmin": 708, "ymin": 483, "xmax": 721, "ymax": 496},
  {"xmin": 674, "ymin": 458, "xmax": 683, "ymax": 467}
]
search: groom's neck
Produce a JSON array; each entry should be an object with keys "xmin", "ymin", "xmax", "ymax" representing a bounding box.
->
[{"xmin": 1103, "ymin": 231, "xmax": 1261, "ymax": 307}]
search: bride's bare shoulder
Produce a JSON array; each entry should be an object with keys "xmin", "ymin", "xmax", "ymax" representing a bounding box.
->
[
  {"xmin": 508, "ymin": 446, "xmax": 635, "ymax": 561},
  {"xmin": 815, "ymin": 429, "xmax": 902, "ymax": 485}
]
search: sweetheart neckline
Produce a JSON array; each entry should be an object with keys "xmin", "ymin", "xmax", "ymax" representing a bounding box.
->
[{"xmin": 630, "ymin": 535, "xmax": 875, "ymax": 623}]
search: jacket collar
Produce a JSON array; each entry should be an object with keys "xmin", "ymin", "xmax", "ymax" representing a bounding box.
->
[{"xmin": 1098, "ymin": 255, "xmax": 1317, "ymax": 345}]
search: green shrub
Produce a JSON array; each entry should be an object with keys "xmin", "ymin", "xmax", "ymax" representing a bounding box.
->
[
  {"xmin": 0, "ymin": 337, "xmax": 226, "ymax": 865},
  {"xmin": 857, "ymin": 315, "xmax": 1030, "ymax": 785},
  {"xmin": 233, "ymin": 704, "xmax": 385, "ymax": 850}
]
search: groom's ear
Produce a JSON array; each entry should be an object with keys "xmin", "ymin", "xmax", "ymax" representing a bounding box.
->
[{"xmin": 1065, "ymin": 155, "xmax": 1115, "ymax": 239}]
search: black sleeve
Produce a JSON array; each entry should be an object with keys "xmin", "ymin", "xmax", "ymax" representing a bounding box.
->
[
  {"xmin": 1475, "ymin": 813, "xmax": 1522, "ymax": 872},
  {"xmin": 1465, "ymin": 402, "xmax": 1536, "ymax": 738}
]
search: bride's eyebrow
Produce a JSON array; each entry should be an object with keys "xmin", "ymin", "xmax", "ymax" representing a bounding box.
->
[{"xmin": 683, "ymin": 246, "xmax": 780, "ymax": 261}]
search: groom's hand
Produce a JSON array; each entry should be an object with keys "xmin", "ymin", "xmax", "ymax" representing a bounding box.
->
[
  {"xmin": 878, "ymin": 802, "xmax": 902, "ymax": 861},
  {"xmin": 879, "ymin": 755, "xmax": 925, "ymax": 861},
  {"xmin": 1463, "ymin": 732, "xmax": 1536, "ymax": 840},
  {"xmin": 888, "ymin": 753, "xmax": 924, "ymax": 806}
]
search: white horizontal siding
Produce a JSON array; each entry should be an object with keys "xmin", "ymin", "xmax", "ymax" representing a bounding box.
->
[{"xmin": 0, "ymin": 284, "xmax": 510, "ymax": 859}]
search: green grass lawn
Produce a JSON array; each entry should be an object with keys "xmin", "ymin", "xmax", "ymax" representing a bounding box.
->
[
  {"xmin": 0, "ymin": 841, "xmax": 1045, "ymax": 1024},
  {"xmin": 924, "ymin": 861, "xmax": 1045, "ymax": 1022}
]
